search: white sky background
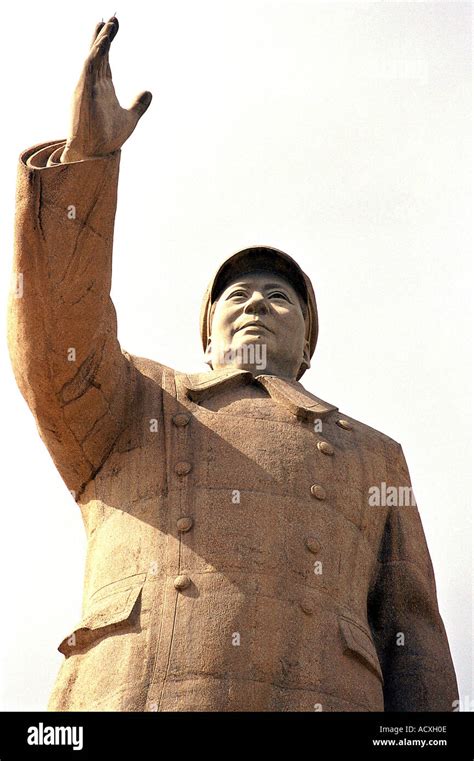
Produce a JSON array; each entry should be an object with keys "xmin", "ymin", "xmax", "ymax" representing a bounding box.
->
[{"xmin": 0, "ymin": 0, "xmax": 471, "ymax": 710}]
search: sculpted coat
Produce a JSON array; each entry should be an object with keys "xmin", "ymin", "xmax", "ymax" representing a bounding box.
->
[{"xmin": 8, "ymin": 139, "xmax": 458, "ymax": 712}]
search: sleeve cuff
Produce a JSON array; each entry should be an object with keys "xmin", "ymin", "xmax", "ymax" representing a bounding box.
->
[
  {"xmin": 23, "ymin": 141, "xmax": 66, "ymax": 168},
  {"xmin": 21, "ymin": 141, "xmax": 118, "ymax": 169}
]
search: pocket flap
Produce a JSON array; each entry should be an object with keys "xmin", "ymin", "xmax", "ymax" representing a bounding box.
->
[
  {"xmin": 340, "ymin": 616, "xmax": 384, "ymax": 685},
  {"xmin": 58, "ymin": 576, "xmax": 145, "ymax": 657}
]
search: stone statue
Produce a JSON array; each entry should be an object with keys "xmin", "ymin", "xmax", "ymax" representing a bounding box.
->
[{"xmin": 8, "ymin": 17, "xmax": 458, "ymax": 712}]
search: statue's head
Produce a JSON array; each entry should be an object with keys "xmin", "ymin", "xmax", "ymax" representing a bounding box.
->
[{"xmin": 200, "ymin": 247, "xmax": 318, "ymax": 380}]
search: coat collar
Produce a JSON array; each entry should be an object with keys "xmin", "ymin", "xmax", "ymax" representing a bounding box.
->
[{"xmin": 180, "ymin": 366, "xmax": 338, "ymax": 422}]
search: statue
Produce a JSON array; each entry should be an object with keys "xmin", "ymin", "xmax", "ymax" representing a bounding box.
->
[{"xmin": 8, "ymin": 17, "xmax": 458, "ymax": 712}]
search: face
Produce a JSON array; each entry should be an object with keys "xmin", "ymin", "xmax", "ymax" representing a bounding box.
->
[{"xmin": 205, "ymin": 271, "xmax": 310, "ymax": 379}]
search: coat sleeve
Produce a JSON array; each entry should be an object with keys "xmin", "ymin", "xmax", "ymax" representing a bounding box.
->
[
  {"xmin": 368, "ymin": 443, "xmax": 459, "ymax": 711},
  {"xmin": 7, "ymin": 140, "xmax": 135, "ymax": 498}
]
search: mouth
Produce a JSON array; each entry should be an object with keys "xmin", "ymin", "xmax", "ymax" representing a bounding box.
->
[{"xmin": 236, "ymin": 321, "xmax": 273, "ymax": 334}]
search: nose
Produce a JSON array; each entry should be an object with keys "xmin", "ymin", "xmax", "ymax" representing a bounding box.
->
[{"xmin": 243, "ymin": 290, "xmax": 269, "ymax": 316}]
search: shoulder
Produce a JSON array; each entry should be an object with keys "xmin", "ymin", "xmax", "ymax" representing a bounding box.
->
[
  {"xmin": 124, "ymin": 352, "xmax": 179, "ymax": 385},
  {"xmin": 323, "ymin": 403, "xmax": 403, "ymax": 461}
]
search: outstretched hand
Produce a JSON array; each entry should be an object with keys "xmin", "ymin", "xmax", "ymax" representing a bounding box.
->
[{"xmin": 61, "ymin": 16, "xmax": 152, "ymax": 163}]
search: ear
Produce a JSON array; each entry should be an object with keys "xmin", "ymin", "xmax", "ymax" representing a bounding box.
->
[
  {"xmin": 204, "ymin": 336, "xmax": 213, "ymax": 368},
  {"xmin": 302, "ymin": 338, "xmax": 311, "ymax": 371}
]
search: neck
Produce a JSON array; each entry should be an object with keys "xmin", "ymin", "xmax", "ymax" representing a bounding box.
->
[{"xmin": 212, "ymin": 359, "xmax": 298, "ymax": 380}]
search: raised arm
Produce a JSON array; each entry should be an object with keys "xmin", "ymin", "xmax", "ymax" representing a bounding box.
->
[{"xmin": 7, "ymin": 17, "xmax": 152, "ymax": 498}]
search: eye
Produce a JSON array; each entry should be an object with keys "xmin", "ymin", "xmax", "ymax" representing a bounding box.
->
[
  {"xmin": 268, "ymin": 291, "xmax": 290, "ymax": 301},
  {"xmin": 227, "ymin": 289, "xmax": 247, "ymax": 299}
]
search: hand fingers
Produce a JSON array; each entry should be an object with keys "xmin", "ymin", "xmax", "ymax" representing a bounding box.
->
[
  {"xmin": 95, "ymin": 15, "xmax": 119, "ymax": 46},
  {"xmin": 88, "ymin": 16, "xmax": 118, "ymax": 74},
  {"xmin": 90, "ymin": 20, "xmax": 105, "ymax": 50},
  {"xmin": 129, "ymin": 91, "xmax": 153, "ymax": 120},
  {"xmin": 99, "ymin": 49, "xmax": 110, "ymax": 78},
  {"xmin": 99, "ymin": 39, "xmax": 112, "ymax": 77}
]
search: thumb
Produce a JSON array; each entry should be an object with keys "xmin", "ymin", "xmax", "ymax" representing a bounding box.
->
[{"xmin": 129, "ymin": 90, "xmax": 153, "ymax": 120}]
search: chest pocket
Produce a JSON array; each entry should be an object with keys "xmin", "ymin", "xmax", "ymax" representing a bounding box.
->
[
  {"xmin": 199, "ymin": 411, "xmax": 325, "ymax": 497},
  {"xmin": 58, "ymin": 573, "xmax": 146, "ymax": 657}
]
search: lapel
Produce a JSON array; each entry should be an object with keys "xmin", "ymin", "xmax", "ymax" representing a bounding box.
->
[{"xmin": 180, "ymin": 367, "xmax": 338, "ymax": 422}]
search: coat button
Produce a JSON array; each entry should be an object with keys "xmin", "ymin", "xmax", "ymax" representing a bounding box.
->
[
  {"xmin": 174, "ymin": 574, "xmax": 191, "ymax": 591},
  {"xmin": 177, "ymin": 516, "xmax": 194, "ymax": 532},
  {"xmin": 300, "ymin": 599, "xmax": 314, "ymax": 615},
  {"xmin": 317, "ymin": 440, "xmax": 334, "ymax": 456},
  {"xmin": 175, "ymin": 461, "xmax": 192, "ymax": 476},
  {"xmin": 305, "ymin": 536, "xmax": 321, "ymax": 554},
  {"xmin": 310, "ymin": 484, "xmax": 326, "ymax": 500},
  {"xmin": 172, "ymin": 412, "xmax": 191, "ymax": 427},
  {"xmin": 336, "ymin": 418, "xmax": 353, "ymax": 430}
]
